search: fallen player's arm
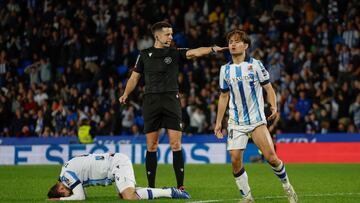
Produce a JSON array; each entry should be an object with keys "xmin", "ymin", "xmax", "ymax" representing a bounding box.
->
[
  {"xmin": 48, "ymin": 198, "xmax": 60, "ymax": 201},
  {"xmin": 60, "ymin": 184, "xmax": 85, "ymax": 201}
]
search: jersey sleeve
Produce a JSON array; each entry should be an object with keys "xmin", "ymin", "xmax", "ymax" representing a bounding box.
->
[
  {"xmin": 219, "ymin": 65, "xmax": 229, "ymax": 92},
  {"xmin": 254, "ymin": 59, "xmax": 270, "ymax": 86},
  {"xmin": 60, "ymin": 183, "xmax": 86, "ymax": 200},
  {"xmin": 133, "ymin": 52, "xmax": 144, "ymax": 73},
  {"xmin": 177, "ymin": 48, "xmax": 189, "ymax": 61},
  {"xmin": 60, "ymin": 170, "xmax": 81, "ymax": 190}
]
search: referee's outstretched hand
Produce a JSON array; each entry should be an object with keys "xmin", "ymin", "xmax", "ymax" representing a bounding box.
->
[
  {"xmin": 212, "ymin": 46, "xmax": 228, "ymax": 53},
  {"xmin": 119, "ymin": 94, "xmax": 128, "ymax": 104}
]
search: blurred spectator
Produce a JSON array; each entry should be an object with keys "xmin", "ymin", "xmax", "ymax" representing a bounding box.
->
[
  {"xmin": 285, "ymin": 111, "xmax": 306, "ymax": 133},
  {"xmin": 121, "ymin": 105, "xmax": 134, "ymax": 134},
  {"xmin": 51, "ymin": 100, "xmax": 67, "ymax": 136},
  {"xmin": 77, "ymin": 117, "xmax": 94, "ymax": 144},
  {"xmin": 131, "ymin": 124, "xmax": 141, "ymax": 136},
  {"xmin": 305, "ymin": 111, "xmax": 320, "ymax": 134},
  {"xmin": 295, "ymin": 91, "xmax": 312, "ymax": 118},
  {"xmin": 188, "ymin": 106, "xmax": 207, "ymax": 134},
  {"xmin": 349, "ymin": 94, "xmax": 360, "ymax": 131},
  {"xmin": 35, "ymin": 109, "xmax": 44, "ymax": 136},
  {"xmin": 10, "ymin": 109, "xmax": 24, "ymax": 137},
  {"xmin": 343, "ymin": 21, "xmax": 359, "ymax": 49}
]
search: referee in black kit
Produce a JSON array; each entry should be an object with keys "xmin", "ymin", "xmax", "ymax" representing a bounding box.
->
[{"xmin": 119, "ymin": 21, "xmax": 227, "ymax": 190}]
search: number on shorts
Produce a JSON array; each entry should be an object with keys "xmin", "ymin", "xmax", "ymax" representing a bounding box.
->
[{"xmin": 229, "ymin": 129, "xmax": 233, "ymax": 139}]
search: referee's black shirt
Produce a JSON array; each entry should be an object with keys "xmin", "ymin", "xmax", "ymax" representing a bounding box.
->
[{"xmin": 133, "ymin": 46, "xmax": 188, "ymax": 94}]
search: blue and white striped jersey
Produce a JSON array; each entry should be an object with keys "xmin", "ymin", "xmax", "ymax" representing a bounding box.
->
[{"xmin": 219, "ymin": 56, "xmax": 270, "ymax": 127}]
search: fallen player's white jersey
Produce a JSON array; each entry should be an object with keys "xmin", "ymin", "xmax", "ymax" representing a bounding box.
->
[{"xmin": 59, "ymin": 153, "xmax": 113, "ymax": 190}]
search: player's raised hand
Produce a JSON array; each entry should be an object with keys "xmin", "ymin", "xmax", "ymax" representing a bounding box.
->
[
  {"xmin": 214, "ymin": 123, "xmax": 224, "ymax": 139},
  {"xmin": 212, "ymin": 46, "xmax": 229, "ymax": 53},
  {"xmin": 119, "ymin": 94, "xmax": 128, "ymax": 104},
  {"xmin": 267, "ymin": 106, "xmax": 278, "ymax": 121}
]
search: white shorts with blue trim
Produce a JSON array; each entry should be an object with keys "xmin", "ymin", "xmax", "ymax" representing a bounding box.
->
[
  {"xmin": 227, "ymin": 121, "xmax": 267, "ymax": 150},
  {"xmin": 110, "ymin": 153, "xmax": 136, "ymax": 193}
]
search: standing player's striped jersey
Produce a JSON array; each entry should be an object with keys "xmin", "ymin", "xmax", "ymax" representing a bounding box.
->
[{"xmin": 219, "ymin": 56, "xmax": 270, "ymax": 127}]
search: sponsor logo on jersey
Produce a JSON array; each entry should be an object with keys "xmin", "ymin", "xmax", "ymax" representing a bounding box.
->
[
  {"xmin": 225, "ymin": 75, "xmax": 255, "ymax": 83},
  {"xmin": 61, "ymin": 176, "xmax": 71, "ymax": 186}
]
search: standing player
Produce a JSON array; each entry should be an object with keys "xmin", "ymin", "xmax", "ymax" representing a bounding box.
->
[
  {"xmin": 119, "ymin": 21, "xmax": 227, "ymax": 189},
  {"xmin": 47, "ymin": 153, "xmax": 190, "ymax": 200},
  {"xmin": 214, "ymin": 29, "xmax": 298, "ymax": 203}
]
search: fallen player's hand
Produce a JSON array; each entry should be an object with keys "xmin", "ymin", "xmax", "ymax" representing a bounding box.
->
[{"xmin": 47, "ymin": 198, "xmax": 60, "ymax": 201}]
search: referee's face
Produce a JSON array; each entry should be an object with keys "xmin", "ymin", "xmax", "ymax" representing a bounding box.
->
[
  {"xmin": 155, "ymin": 28, "xmax": 173, "ymax": 48},
  {"xmin": 228, "ymin": 35, "xmax": 248, "ymax": 56}
]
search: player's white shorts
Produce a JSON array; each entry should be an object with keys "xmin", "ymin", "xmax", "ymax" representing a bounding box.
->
[
  {"xmin": 110, "ymin": 153, "xmax": 136, "ymax": 193},
  {"xmin": 227, "ymin": 121, "xmax": 266, "ymax": 150}
]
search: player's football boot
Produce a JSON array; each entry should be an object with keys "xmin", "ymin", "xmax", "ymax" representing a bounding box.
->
[
  {"xmin": 170, "ymin": 187, "xmax": 191, "ymax": 199},
  {"xmin": 283, "ymin": 184, "xmax": 298, "ymax": 203}
]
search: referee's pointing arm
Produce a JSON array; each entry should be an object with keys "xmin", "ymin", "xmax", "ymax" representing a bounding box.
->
[{"xmin": 185, "ymin": 46, "xmax": 228, "ymax": 59}]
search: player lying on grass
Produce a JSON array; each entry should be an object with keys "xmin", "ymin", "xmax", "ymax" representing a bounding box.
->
[{"xmin": 47, "ymin": 153, "xmax": 190, "ymax": 200}]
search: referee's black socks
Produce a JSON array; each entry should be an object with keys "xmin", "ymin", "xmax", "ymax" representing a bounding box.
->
[
  {"xmin": 146, "ymin": 151, "xmax": 157, "ymax": 188},
  {"xmin": 173, "ymin": 150, "xmax": 185, "ymax": 188}
]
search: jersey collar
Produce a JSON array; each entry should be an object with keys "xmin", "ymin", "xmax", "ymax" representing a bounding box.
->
[{"xmin": 228, "ymin": 54, "xmax": 251, "ymax": 65}]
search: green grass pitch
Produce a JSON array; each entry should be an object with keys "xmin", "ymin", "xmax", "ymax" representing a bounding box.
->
[{"xmin": 1, "ymin": 164, "xmax": 359, "ymax": 202}]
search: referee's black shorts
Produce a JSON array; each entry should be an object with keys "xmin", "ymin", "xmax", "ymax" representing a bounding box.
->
[{"xmin": 143, "ymin": 92, "xmax": 182, "ymax": 133}]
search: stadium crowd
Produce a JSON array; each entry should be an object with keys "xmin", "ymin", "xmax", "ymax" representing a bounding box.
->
[{"xmin": 0, "ymin": 0, "xmax": 359, "ymax": 137}]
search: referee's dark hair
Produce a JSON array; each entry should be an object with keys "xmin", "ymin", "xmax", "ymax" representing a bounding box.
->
[
  {"xmin": 226, "ymin": 29, "xmax": 251, "ymax": 47},
  {"xmin": 151, "ymin": 22, "xmax": 172, "ymax": 35}
]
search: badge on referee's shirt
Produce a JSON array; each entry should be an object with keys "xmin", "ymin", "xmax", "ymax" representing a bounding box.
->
[{"xmin": 164, "ymin": 57, "xmax": 172, "ymax": 64}]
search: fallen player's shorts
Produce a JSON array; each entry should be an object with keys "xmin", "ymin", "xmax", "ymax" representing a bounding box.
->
[
  {"xmin": 110, "ymin": 153, "xmax": 136, "ymax": 193},
  {"xmin": 227, "ymin": 121, "xmax": 266, "ymax": 150}
]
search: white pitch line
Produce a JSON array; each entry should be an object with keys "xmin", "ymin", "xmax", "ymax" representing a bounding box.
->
[{"xmin": 186, "ymin": 192, "xmax": 360, "ymax": 203}]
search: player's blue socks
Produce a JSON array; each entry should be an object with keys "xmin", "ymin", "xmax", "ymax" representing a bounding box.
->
[
  {"xmin": 233, "ymin": 167, "xmax": 252, "ymax": 199},
  {"xmin": 272, "ymin": 161, "xmax": 290, "ymax": 187}
]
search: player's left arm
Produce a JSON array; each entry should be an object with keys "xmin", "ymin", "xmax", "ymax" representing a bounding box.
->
[
  {"xmin": 59, "ymin": 184, "xmax": 86, "ymax": 201},
  {"xmin": 254, "ymin": 59, "xmax": 277, "ymax": 121},
  {"xmin": 263, "ymin": 83, "xmax": 278, "ymax": 121},
  {"xmin": 58, "ymin": 171, "xmax": 86, "ymax": 200},
  {"xmin": 185, "ymin": 46, "xmax": 228, "ymax": 59}
]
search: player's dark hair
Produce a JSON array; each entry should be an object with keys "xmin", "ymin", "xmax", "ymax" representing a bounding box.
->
[
  {"xmin": 226, "ymin": 29, "xmax": 251, "ymax": 47},
  {"xmin": 151, "ymin": 21, "xmax": 172, "ymax": 35},
  {"xmin": 47, "ymin": 182, "xmax": 63, "ymax": 198}
]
